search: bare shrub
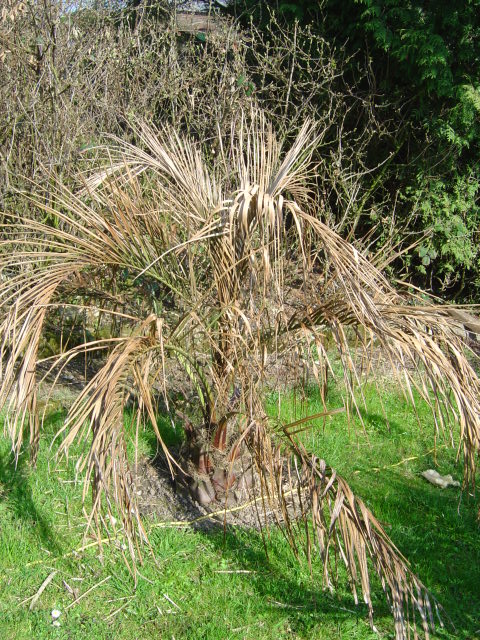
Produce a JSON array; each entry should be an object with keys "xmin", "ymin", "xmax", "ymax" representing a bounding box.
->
[{"xmin": 1, "ymin": 1, "xmax": 386, "ymax": 238}]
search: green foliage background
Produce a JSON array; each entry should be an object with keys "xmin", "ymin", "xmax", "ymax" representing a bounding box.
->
[{"xmin": 230, "ymin": 0, "xmax": 480, "ymax": 298}]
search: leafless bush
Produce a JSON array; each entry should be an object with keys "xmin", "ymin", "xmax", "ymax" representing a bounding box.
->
[
  {"xmin": 0, "ymin": 1, "xmax": 251, "ymax": 205},
  {"xmin": 1, "ymin": 1, "xmax": 387, "ymax": 237}
]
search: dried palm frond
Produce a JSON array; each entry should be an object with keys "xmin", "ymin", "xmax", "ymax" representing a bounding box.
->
[
  {"xmin": 1, "ymin": 109, "xmax": 479, "ymax": 639},
  {"xmin": 252, "ymin": 424, "xmax": 442, "ymax": 640}
]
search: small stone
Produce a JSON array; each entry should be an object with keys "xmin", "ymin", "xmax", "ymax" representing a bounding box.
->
[
  {"xmin": 191, "ymin": 480, "xmax": 214, "ymax": 506},
  {"xmin": 225, "ymin": 492, "xmax": 236, "ymax": 508},
  {"xmin": 212, "ymin": 468, "xmax": 226, "ymax": 492},
  {"xmin": 421, "ymin": 469, "xmax": 460, "ymax": 489}
]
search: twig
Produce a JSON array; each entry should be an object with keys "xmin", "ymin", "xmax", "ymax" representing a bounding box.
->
[
  {"xmin": 163, "ymin": 593, "xmax": 180, "ymax": 610},
  {"xmin": 24, "ymin": 490, "xmax": 302, "ymax": 571},
  {"xmin": 370, "ymin": 445, "xmax": 448, "ymax": 472},
  {"xmin": 64, "ymin": 575, "xmax": 111, "ymax": 611},
  {"xmin": 270, "ymin": 599, "xmax": 305, "ymax": 610},
  {"xmin": 106, "ymin": 595, "xmax": 134, "ymax": 604},
  {"xmin": 105, "ymin": 599, "xmax": 130, "ymax": 621},
  {"xmin": 150, "ymin": 487, "xmax": 298, "ymax": 529},
  {"xmin": 215, "ymin": 569, "xmax": 255, "ymax": 574},
  {"xmin": 26, "ymin": 537, "xmax": 111, "ymax": 567},
  {"xmin": 24, "ymin": 571, "xmax": 57, "ymax": 609}
]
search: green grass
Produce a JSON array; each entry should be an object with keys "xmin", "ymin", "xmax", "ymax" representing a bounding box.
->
[{"xmin": 0, "ymin": 381, "xmax": 479, "ymax": 640}]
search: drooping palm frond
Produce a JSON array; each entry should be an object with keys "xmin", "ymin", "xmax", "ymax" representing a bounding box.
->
[
  {"xmin": 1, "ymin": 110, "xmax": 479, "ymax": 639},
  {"xmin": 251, "ymin": 424, "xmax": 442, "ymax": 640}
]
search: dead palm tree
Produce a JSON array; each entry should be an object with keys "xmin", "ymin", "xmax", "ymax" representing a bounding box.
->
[{"xmin": 1, "ymin": 111, "xmax": 479, "ymax": 639}]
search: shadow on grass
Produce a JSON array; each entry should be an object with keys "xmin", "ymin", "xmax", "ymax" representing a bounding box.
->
[
  {"xmin": 0, "ymin": 411, "xmax": 67, "ymax": 557},
  {"xmin": 358, "ymin": 408, "xmax": 403, "ymax": 436},
  {"xmin": 114, "ymin": 393, "xmax": 480, "ymax": 638},
  {"xmin": 195, "ymin": 468, "xmax": 479, "ymax": 639},
  {"xmin": 0, "ymin": 450, "xmax": 63, "ymax": 556},
  {"xmin": 210, "ymin": 527, "xmax": 377, "ymax": 637},
  {"xmin": 364, "ymin": 473, "xmax": 480, "ymax": 637}
]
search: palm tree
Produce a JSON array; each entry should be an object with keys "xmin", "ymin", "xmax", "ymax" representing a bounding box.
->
[{"xmin": 1, "ymin": 111, "xmax": 479, "ymax": 639}]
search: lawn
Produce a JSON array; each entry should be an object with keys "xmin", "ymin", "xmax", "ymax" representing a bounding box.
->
[{"xmin": 0, "ymin": 379, "xmax": 479, "ymax": 640}]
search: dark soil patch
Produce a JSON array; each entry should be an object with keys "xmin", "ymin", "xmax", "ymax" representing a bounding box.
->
[{"xmin": 133, "ymin": 453, "xmax": 305, "ymax": 531}]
